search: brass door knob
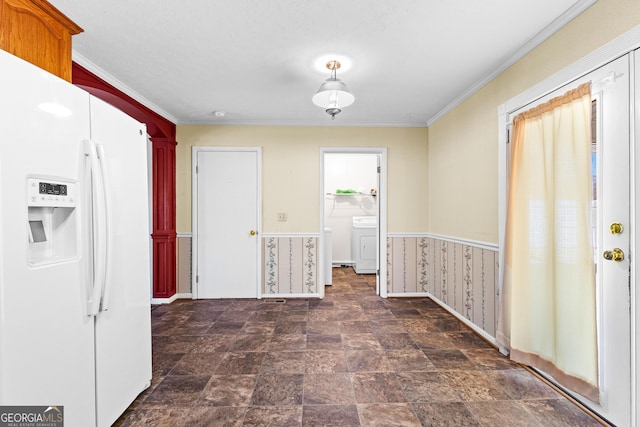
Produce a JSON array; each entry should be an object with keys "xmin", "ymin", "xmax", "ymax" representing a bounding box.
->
[
  {"xmin": 250, "ymin": 230, "xmax": 257, "ymax": 236},
  {"xmin": 610, "ymin": 223, "xmax": 623, "ymax": 234},
  {"xmin": 603, "ymin": 248, "xmax": 624, "ymax": 262}
]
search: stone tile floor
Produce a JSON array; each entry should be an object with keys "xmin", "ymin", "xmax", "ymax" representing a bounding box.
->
[{"xmin": 114, "ymin": 267, "xmax": 605, "ymax": 426}]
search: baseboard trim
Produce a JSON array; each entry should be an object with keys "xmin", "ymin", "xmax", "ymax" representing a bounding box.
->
[
  {"xmin": 427, "ymin": 293, "xmax": 498, "ymax": 347},
  {"xmin": 150, "ymin": 294, "xmax": 180, "ymax": 305},
  {"xmin": 388, "ymin": 292, "xmax": 430, "ymax": 298},
  {"xmin": 261, "ymin": 293, "xmax": 322, "ymax": 299}
]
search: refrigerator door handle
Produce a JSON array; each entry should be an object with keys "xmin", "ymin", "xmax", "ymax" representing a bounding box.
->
[
  {"xmin": 85, "ymin": 139, "xmax": 108, "ymax": 317},
  {"xmin": 96, "ymin": 143, "xmax": 112, "ymax": 312}
]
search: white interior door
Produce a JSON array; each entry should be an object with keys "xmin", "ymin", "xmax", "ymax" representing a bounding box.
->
[
  {"xmin": 591, "ymin": 55, "xmax": 632, "ymax": 427},
  {"xmin": 508, "ymin": 55, "xmax": 631, "ymax": 426},
  {"xmin": 194, "ymin": 148, "xmax": 260, "ymax": 299}
]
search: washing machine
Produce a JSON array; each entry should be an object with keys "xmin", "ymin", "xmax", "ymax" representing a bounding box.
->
[{"xmin": 351, "ymin": 216, "xmax": 377, "ymax": 274}]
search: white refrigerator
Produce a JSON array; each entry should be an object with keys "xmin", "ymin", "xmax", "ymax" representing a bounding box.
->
[{"xmin": 0, "ymin": 50, "xmax": 152, "ymax": 426}]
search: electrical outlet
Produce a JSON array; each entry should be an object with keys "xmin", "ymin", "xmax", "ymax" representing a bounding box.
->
[{"xmin": 277, "ymin": 212, "xmax": 288, "ymax": 222}]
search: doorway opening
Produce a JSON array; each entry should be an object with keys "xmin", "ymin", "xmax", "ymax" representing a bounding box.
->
[{"xmin": 319, "ymin": 147, "xmax": 387, "ymax": 298}]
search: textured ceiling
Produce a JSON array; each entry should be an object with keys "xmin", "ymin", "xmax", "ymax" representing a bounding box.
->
[{"xmin": 48, "ymin": 0, "xmax": 592, "ymax": 127}]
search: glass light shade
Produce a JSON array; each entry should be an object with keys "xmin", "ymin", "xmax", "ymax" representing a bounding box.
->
[{"xmin": 312, "ymin": 78, "xmax": 355, "ymax": 109}]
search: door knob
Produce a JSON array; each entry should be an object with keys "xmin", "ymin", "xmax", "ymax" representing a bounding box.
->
[
  {"xmin": 610, "ymin": 223, "xmax": 623, "ymax": 234},
  {"xmin": 249, "ymin": 230, "xmax": 257, "ymax": 236},
  {"xmin": 603, "ymin": 248, "xmax": 624, "ymax": 262}
]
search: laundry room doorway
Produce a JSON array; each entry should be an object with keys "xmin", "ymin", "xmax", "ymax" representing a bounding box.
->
[{"xmin": 320, "ymin": 148, "xmax": 387, "ymax": 297}]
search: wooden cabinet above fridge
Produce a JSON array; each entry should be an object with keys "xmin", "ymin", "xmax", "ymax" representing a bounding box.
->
[{"xmin": 0, "ymin": 0, "xmax": 82, "ymax": 81}]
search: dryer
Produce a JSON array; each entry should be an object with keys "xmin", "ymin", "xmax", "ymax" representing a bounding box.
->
[{"xmin": 351, "ymin": 216, "xmax": 377, "ymax": 274}]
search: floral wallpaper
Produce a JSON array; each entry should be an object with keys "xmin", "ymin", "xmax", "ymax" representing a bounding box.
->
[
  {"xmin": 263, "ymin": 236, "xmax": 318, "ymax": 295},
  {"xmin": 387, "ymin": 235, "xmax": 498, "ymax": 337}
]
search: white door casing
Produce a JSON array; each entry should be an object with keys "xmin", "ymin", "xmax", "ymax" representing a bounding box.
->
[
  {"xmin": 634, "ymin": 47, "xmax": 640, "ymax": 427},
  {"xmin": 319, "ymin": 147, "xmax": 387, "ymax": 298},
  {"xmin": 192, "ymin": 147, "xmax": 261, "ymax": 299},
  {"xmin": 500, "ymin": 55, "xmax": 631, "ymax": 426},
  {"xmin": 376, "ymin": 153, "xmax": 382, "ymax": 296}
]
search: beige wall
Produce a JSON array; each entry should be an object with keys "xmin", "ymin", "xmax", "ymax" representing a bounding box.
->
[
  {"xmin": 175, "ymin": 0, "xmax": 639, "ymax": 244},
  {"xmin": 428, "ymin": 0, "xmax": 640, "ymax": 244},
  {"xmin": 176, "ymin": 126, "xmax": 428, "ymax": 234}
]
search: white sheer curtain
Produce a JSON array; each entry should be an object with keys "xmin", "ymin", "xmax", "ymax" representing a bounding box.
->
[{"xmin": 497, "ymin": 83, "xmax": 599, "ymax": 402}]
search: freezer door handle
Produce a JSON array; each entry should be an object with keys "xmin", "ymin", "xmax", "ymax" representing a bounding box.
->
[
  {"xmin": 85, "ymin": 140, "xmax": 109, "ymax": 316},
  {"xmin": 96, "ymin": 143, "xmax": 112, "ymax": 312}
]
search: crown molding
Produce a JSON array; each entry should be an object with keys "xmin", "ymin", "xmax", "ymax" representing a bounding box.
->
[
  {"xmin": 72, "ymin": 52, "xmax": 178, "ymax": 123},
  {"xmin": 426, "ymin": 0, "xmax": 598, "ymax": 127},
  {"xmin": 177, "ymin": 119, "xmax": 428, "ymax": 128}
]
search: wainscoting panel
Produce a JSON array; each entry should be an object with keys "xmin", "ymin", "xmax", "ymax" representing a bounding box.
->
[
  {"xmin": 388, "ymin": 236, "xmax": 420, "ymax": 293},
  {"xmin": 176, "ymin": 233, "xmax": 192, "ymax": 297},
  {"xmin": 181, "ymin": 232, "xmax": 496, "ymax": 336},
  {"xmin": 263, "ymin": 235, "xmax": 319, "ymax": 296},
  {"xmin": 387, "ymin": 235, "xmax": 498, "ymax": 337}
]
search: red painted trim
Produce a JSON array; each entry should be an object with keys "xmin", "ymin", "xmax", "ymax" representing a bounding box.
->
[
  {"xmin": 151, "ymin": 138, "xmax": 177, "ymax": 299},
  {"xmin": 72, "ymin": 62, "xmax": 175, "ymax": 139},
  {"xmin": 151, "ymin": 138, "xmax": 177, "ymax": 234},
  {"xmin": 72, "ymin": 62, "xmax": 177, "ymax": 299}
]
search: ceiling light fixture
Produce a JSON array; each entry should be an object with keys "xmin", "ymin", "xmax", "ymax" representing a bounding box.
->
[{"xmin": 312, "ymin": 60, "xmax": 355, "ymax": 120}]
